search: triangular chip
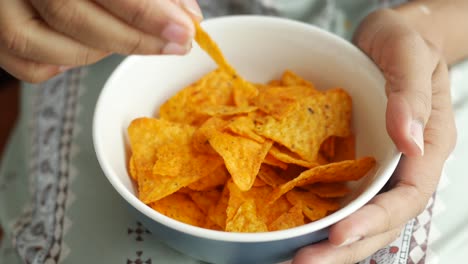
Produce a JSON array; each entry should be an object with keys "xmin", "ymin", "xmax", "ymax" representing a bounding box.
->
[
  {"xmin": 209, "ymin": 132, "xmax": 272, "ymax": 191},
  {"xmin": 150, "ymin": 192, "xmax": 205, "ymax": 227},
  {"xmin": 268, "ymin": 202, "xmax": 304, "ymax": 231},
  {"xmin": 270, "ymin": 157, "xmax": 376, "ymax": 201},
  {"xmin": 225, "ymin": 199, "xmax": 268, "ymax": 233},
  {"xmin": 254, "ymin": 89, "xmax": 352, "ymax": 162}
]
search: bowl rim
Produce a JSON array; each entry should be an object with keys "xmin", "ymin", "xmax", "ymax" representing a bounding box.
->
[{"xmin": 93, "ymin": 15, "xmax": 401, "ymax": 242}]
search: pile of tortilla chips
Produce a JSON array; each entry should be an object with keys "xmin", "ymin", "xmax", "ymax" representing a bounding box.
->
[{"xmin": 127, "ymin": 22, "xmax": 376, "ymax": 233}]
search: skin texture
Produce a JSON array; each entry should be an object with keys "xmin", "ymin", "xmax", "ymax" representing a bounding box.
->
[{"xmin": 0, "ymin": 0, "xmax": 202, "ymax": 83}]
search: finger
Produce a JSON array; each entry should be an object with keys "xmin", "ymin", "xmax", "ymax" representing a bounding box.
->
[
  {"xmin": 354, "ymin": 9, "xmax": 438, "ymax": 157},
  {"xmin": 30, "ymin": 0, "xmax": 189, "ymax": 55},
  {"xmin": 293, "ymin": 227, "xmax": 402, "ymax": 264},
  {"xmin": 95, "ymin": 0, "xmax": 202, "ymax": 36},
  {"xmin": 0, "ymin": 47, "xmax": 62, "ymax": 83},
  {"xmin": 0, "ymin": 0, "xmax": 108, "ymax": 65},
  {"xmin": 327, "ymin": 61, "xmax": 455, "ymax": 247}
]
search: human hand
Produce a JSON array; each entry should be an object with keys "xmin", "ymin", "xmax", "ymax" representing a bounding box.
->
[
  {"xmin": 293, "ymin": 8, "xmax": 456, "ymax": 264},
  {"xmin": 0, "ymin": 0, "xmax": 202, "ymax": 83}
]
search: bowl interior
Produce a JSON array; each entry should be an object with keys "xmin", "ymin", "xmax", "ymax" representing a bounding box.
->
[{"xmin": 93, "ymin": 16, "xmax": 400, "ymax": 242}]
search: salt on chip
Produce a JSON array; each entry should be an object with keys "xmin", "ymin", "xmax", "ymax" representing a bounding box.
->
[
  {"xmin": 225, "ymin": 199, "xmax": 268, "ymax": 233},
  {"xmin": 194, "ymin": 22, "xmax": 258, "ymax": 106},
  {"xmin": 254, "ymin": 88, "xmax": 352, "ymax": 162},
  {"xmin": 150, "ymin": 192, "xmax": 205, "ymax": 227},
  {"xmin": 209, "ymin": 131, "xmax": 272, "ymax": 191},
  {"xmin": 270, "ymin": 157, "xmax": 376, "ymax": 202},
  {"xmin": 268, "ymin": 202, "xmax": 304, "ymax": 231}
]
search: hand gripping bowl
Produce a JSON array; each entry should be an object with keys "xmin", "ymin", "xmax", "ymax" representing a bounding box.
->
[{"xmin": 93, "ymin": 16, "xmax": 401, "ymax": 264}]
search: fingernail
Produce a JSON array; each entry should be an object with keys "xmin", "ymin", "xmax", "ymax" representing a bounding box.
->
[
  {"xmin": 181, "ymin": 0, "xmax": 203, "ymax": 20},
  {"xmin": 336, "ymin": 236, "xmax": 362, "ymax": 247},
  {"xmin": 162, "ymin": 42, "xmax": 189, "ymax": 55},
  {"xmin": 410, "ymin": 120, "xmax": 425, "ymax": 156},
  {"xmin": 162, "ymin": 22, "xmax": 192, "ymax": 46}
]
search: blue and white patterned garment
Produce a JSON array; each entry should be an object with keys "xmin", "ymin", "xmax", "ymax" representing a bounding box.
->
[{"xmin": 1, "ymin": 1, "xmax": 468, "ymax": 263}]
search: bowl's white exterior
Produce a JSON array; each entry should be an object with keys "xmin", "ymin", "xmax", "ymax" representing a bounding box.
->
[{"xmin": 93, "ymin": 16, "xmax": 400, "ymax": 264}]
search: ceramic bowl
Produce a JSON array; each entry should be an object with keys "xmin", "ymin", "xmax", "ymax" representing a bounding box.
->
[{"xmin": 93, "ymin": 15, "xmax": 401, "ymax": 264}]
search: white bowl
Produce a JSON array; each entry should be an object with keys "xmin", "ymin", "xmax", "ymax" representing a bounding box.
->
[{"xmin": 93, "ymin": 15, "xmax": 401, "ymax": 264}]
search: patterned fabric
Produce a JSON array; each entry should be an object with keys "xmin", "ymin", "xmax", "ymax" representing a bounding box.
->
[{"xmin": 1, "ymin": 1, "xmax": 468, "ymax": 264}]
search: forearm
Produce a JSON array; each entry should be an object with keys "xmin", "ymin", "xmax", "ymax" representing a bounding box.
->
[{"xmin": 394, "ymin": 0, "xmax": 468, "ymax": 65}]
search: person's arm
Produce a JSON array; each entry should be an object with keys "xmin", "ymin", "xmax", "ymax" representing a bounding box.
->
[{"xmin": 395, "ymin": 0, "xmax": 468, "ymax": 65}]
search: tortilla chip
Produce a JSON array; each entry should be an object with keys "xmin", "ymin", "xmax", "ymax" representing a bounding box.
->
[
  {"xmin": 150, "ymin": 192, "xmax": 205, "ymax": 227},
  {"xmin": 263, "ymin": 153, "xmax": 288, "ymax": 170},
  {"xmin": 270, "ymin": 157, "xmax": 376, "ymax": 202},
  {"xmin": 159, "ymin": 69, "xmax": 235, "ymax": 126},
  {"xmin": 226, "ymin": 115, "xmax": 265, "ymax": 143},
  {"xmin": 286, "ymin": 190, "xmax": 340, "ymax": 221},
  {"xmin": 269, "ymin": 144, "xmax": 318, "ymax": 168},
  {"xmin": 188, "ymin": 189, "xmax": 221, "ymax": 215},
  {"xmin": 300, "ymin": 182, "xmax": 351, "ymax": 198},
  {"xmin": 268, "ymin": 202, "xmax": 304, "ymax": 231},
  {"xmin": 194, "ymin": 22, "xmax": 258, "ymax": 106},
  {"xmin": 225, "ymin": 199, "xmax": 268, "ymax": 233},
  {"xmin": 207, "ymin": 184, "xmax": 230, "ymax": 229},
  {"xmin": 188, "ymin": 165, "xmax": 230, "ymax": 191},
  {"xmin": 209, "ymin": 131, "xmax": 272, "ymax": 191},
  {"xmin": 254, "ymin": 89, "xmax": 352, "ymax": 162},
  {"xmin": 332, "ymin": 135, "xmax": 356, "ymax": 162},
  {"xmin": 200, "ymin": 105, "xmax": 258, "ymax": 117}
]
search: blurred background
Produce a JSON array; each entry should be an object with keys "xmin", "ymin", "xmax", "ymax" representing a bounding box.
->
[{"xmin": 0, "ymin": 68, "xmax": 19, "ymax": 243}]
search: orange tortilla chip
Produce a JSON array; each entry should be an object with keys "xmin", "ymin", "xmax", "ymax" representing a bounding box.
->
[
  {"xmin": 253, "ymin": 85, "xmax": 317, "ymax": 119},
  {"xmin": 286, "ymin": 190, "xmax": 340, "ymax": 221},
  {"xmin": 332, "ymin": 135, "xmax": 356, "ymax": 162},
  {"xmin": 207, "ymin": 184, "xmax": 230, "ymax": 229},
  {"xmin": 269, "ymin": 144, "xmax": 318, "ymax": 168},
  {"xmin": 129, "ymin": 155, "xmax": 137, "ymax": 181},
  {"xmin": 188, "ymin": 189, "xmax": 221, "ymax": 215},
  {"xmin": 194, "ymin": 22, "xmax": 258, "ymax": 106},
  {"xmin": 263, "ymin": 153, "xmax": 288, "ymax": 170},
  {"xmin": 280, "ymin": 70, "xmax": 317, "ymax": 90},
  {"xmin": 159, "ymin": 69, "xmax": 234, "ymax": 126},
  {"xmin": 188, "ymin": 165, "xmax": 230, "ymax": 191},
  {"xmin": 150, "ymin": 192, "xmax": 205, "ymax": 227},
  {"xmin": 300, "ymin": 182, "xmax": 351, "ymax": 198},
  {"xmin": 257, "ymin": 164, "xmax": 286, "ymax": 188},
  {"xmin": 226, "ymin": 115, "xmax": 265, "ymax": 143},
  {"xmin": 320, "ymin": 136, "xmax": 336, "ymax": 161},
  {"xmin": 192, "ymin": 117, "xmax": 227, "ymax": 155},
  {"xmin": 200, "ymin": 105, "xmax": 258, "ymax": 117},
  {"xmin": 225, "ymin": 199, "xmax": 268, "ymax": 233},
  {"xmin": 268, "ymin": 202, "xmax": 304, "ymax": 231},
  {"xmin": 270, "ymin": 157, "xmax": 376, "ymax": 202},
  {"xmin": 254, "ymin": 89, "xmax": 352, "ymax": 162},
  {"xmin": 209, "ymin": 131, "xmax": 272, "ymax": 191}
]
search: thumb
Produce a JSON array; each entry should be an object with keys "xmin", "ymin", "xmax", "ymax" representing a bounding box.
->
[{"xmin": 355, "ymin": 9, "xmax": 437, "ymax": 156}]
